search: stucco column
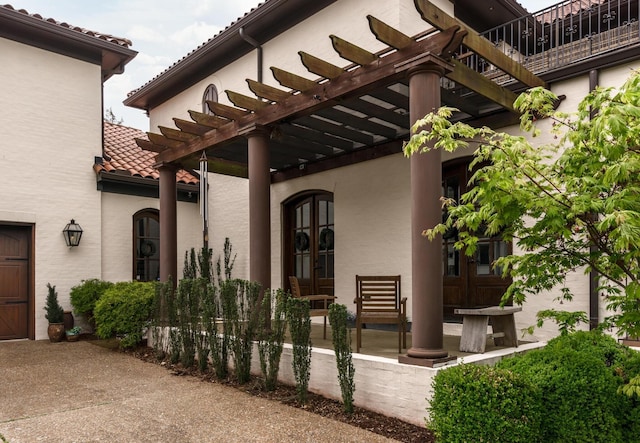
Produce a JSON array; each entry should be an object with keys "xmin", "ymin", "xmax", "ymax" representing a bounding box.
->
[
  {"xmin": 397, "ymin": 54, "xmax": 455, "ymax": 366},
  {"xmin": 242, "ymin": 124, "xmax": 271, "ymax": 293},
  {"xmin": 158, "ymin": 162, "xmax": 178, "ymax": 286}
]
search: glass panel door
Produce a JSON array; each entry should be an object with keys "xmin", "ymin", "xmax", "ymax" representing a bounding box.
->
[{"xmin": 286, "ymin": 192, "xmax": 334, "ymax": 297}]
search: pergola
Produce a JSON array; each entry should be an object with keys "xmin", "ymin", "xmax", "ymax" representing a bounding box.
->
[{"xmin": 138, "ymin": 0, "xmax": 545, "ymax": 366}]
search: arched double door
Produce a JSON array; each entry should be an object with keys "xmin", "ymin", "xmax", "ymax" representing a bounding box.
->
[
  {"xmin": 442, "ymin": 160, "xmax": 513, "ymax": 320},
  {"xmin": 283, "ymin": 191, "xmax": 334, "ymax": 297}
]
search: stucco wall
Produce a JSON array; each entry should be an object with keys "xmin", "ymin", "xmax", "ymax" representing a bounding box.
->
[
  {"xmin": 100, "ymin": 192, "xmax": 201, "ymax": 283},
  {"xmin": 0, "ymin": 37, "xmax": 103, "ymax": 339},
  {"xmin": 206, "ymin": 173, "xmax": 250, "ymax": 280},
  {"xmin": 271, "ymin": 153, "xmax": 412, "ymax": 315}
]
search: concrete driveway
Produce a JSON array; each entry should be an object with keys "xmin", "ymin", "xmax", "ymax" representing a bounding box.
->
[{"xmin": 0, "ymin": 340, "xmax": 395, "ymax": 442}]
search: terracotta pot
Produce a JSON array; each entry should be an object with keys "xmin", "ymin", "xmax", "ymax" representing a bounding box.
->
[{"xmin": 47, "ymin": 323, "xmax": 65, "ymax": 342}]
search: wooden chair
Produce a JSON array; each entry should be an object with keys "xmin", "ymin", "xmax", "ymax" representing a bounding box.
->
[
  {"xmin": 354, "ymin": 275, "xmax": 407, "ymax": 353},
  {"xmin": 288, "ymin": 276, "xmax": 336, "ymax": 339}
]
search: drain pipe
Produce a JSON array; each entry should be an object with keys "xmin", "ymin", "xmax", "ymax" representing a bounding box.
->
[
  {"xmin": 589, "ymin": 68, "xmax": 599, "ymax": 330},
  {"xmin": 239, "ymin": 27, "xmax": 262, "ymax": 83}
]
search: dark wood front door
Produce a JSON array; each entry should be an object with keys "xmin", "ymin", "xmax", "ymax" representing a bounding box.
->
[
  {"xmin": 284, "ymin": 192, "xmax": 334, "ymax": 297},
  {"xmin": 0, "ymin": 226, "xmax": 30, "ymax": 339},
  {"xmin": 442, "ymin": 161, "xmax": 512, "ymax": 321}
]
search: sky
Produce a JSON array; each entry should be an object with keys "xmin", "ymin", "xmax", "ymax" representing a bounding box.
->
[{"xmin": 13, "ymin": 0, "xmax": 558, "ymax": 131}]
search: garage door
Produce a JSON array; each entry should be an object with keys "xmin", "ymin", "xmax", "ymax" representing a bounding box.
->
[{"xmin": 0, "ymin": 226, "xmax": 30, "ymax": 340}]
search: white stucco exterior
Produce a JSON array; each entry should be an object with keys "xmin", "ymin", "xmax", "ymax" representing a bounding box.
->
[{"xmin": 0, "ymin": 37, "xmax": 104, "ymax": 339}]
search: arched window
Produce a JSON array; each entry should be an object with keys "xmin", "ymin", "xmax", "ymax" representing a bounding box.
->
[
  {"xmin": 133, "ymin": 209, "xmax": 159, "ymax": 281},
  {"xmin": 202, "ymin": 84, "xmax": 218, "ymax": 115}
]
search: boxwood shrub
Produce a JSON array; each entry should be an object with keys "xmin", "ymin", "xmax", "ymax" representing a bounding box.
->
[
  {"xmin": 428, "ymin": 364, "xmax": 541, "ymax": 442},
  {"xmin": 94, "ymin": 281, "xmax": 155, "ymax": 348},
  {"xmin": 497, "ymin": 330, "xmax": 640, "ymax": 443},
  {"xmin": 429, "ymin": 330, "xmax": 640, "ymax": 443},
  {"xmin": 70, "ymin": 278, "xmax": 113, "ymax": 320}
]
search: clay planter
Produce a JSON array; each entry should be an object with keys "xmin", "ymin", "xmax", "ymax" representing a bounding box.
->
[
  {"xmin": 66, "ymin": 333, "xmax": 80, "ymax": 342},
  {"xmin": 47, "ymin": 323, "xmax": 65, "ymax": 342}
]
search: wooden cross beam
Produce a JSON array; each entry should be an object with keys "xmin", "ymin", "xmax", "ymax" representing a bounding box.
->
[
  {"xmin": 188, "ymin": 110, "xmax": 228, "ymax": 128},
  {"xmin": 414, "ymin": 0, "xmax": 546, "ymax": 88},
  {"xmin": 172, "ymin": 118, "xmax": 211, "ymax": 136},
  {"xmin": 206, "ymin": 101, "xmax": 250, "ymax": 120},
  {"xmin": 226, "ymin": 90, "xmax": 269, "ymax": 111},
  {"xmin": 246, "ymin": 79, "xmax": 292, "ymax": 102},
  {"xmin": 135, "ymin": 138, "xmax": 168, "ymax": 153}
]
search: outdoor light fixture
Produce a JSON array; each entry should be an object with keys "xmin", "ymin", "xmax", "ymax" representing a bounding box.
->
[{"xmin": 62, "ymin": 219, "xmax": 83, "ymax": 247}]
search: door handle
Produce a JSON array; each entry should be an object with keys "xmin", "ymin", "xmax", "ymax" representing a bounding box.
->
[
  {"xmin": 3, "ymin": 300, "xmax": 27, "ymax": 305},
  {"xmin": 4, "ymin": 257, "xmax": 27, "ymax": 261}
]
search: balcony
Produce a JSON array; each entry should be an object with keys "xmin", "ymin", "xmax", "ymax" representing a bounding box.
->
[{"xmin": 461, "ymin": 0, "xmax": 640, "ymax": 85}]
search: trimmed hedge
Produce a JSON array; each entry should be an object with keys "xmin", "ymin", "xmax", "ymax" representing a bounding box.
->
[
  {"xmin": 429, "ymin": 364, "xmax": 541, "ymax": 442},
  {"xmin": 498, "ymin": 330, "xmax": 640, "ymax": 443},
  {"xmin": 429, "ymin": 330, "xmax": 640, "ymax": 443},
  {"xmin": 70, "ymin": 278, "xmax": 113, "ymax": 319},
  {"xmin": 94, "ymin": 281, "xmax": 155, "ymax": 348}
]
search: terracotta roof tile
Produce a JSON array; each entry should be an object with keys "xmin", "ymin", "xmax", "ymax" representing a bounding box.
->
[
  {"xmin": 1, "ymin": 4, "xmax": 132, "ymax": 48},
  {"xmin": 98, "ymin": 121, "xmax": 198, "ymax": 185}
]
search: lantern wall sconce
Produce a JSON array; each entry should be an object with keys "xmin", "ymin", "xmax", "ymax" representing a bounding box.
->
[{"xmin": 63, "ymin": 219, "xmax": 83, "ymax": 247}]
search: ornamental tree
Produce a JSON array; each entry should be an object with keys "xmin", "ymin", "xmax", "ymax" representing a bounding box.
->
[{"xmin": 403, "ymin": 71, "xmax": 640, "ymax": 339}]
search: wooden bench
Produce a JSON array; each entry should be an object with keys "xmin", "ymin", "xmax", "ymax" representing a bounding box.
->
[{"xmin": 454, "ymin": 306, "xmax": 522, "ymax": 354}]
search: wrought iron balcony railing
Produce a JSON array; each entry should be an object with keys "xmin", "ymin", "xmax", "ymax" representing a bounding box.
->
[{"xmin": 462, "ymin": 0, "xmax": 640, "ymax": 83}]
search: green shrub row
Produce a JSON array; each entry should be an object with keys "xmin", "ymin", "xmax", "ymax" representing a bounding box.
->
[
  {"xmin": 428, "ymin": 330, "xmax": 640, "ymax": 443},
  {"xmin": 94, "ymin": 281, "xmax": 156, "ymax": 348}
]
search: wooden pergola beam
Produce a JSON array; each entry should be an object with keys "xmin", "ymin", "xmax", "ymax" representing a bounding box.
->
[
  {"xmin": 414, "ymin": 0, "xmax": 546, "ymax": 88},
  {"xmin": 159, "ymin": 126, "xmax": 198, "ymax": 143},
  {"xmin": 270, "ymin": 67, "xmax": 318, "ymax": 92},
  {"xmin": 330, "ymin": 34, "xmax": 378, "ymax": 65},
  {"xmin": 367, "ymin": 15, "xmax": 413, "ymax": 50},
  {"xmin": 299, "ymin": 51, "xmax": 345, "ymax": 80},
  {"xmin": 135, "ymin": 138, "xmax": 169, "ymax": 153},
  {"xmin": 188, "ymin": 110, "xmax": 228, "ymax": 128},
  {"xmin": 156, "ymin": 26, "xmax": 467, "ymax": 163},
  {"xmin": 206, "ymin": 157, "xmax": 249, "ymax": 178},
  {"xmin": 206, "ymin": 101, "xmax": 251, "ymax": 120},
  {"xmin": 147, "ymin": 132, "xmax": 184, "ymax": 149},
  {"xmin": 246, "ymin": 79, "xmax": 291, "ymax": 102},
  {"xmin": 226, "ymin": 90, "xmax": 268, "ymax": 111},
  {"xmin": 172, "ymin": 118, "xmax": 211, "ymax": 136},
  {"xmin": 446, "ymin": 59, "xmax": 518, "ymax": 112}
]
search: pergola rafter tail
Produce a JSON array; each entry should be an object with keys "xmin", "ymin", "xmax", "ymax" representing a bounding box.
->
[{"xmin": 367, "ymin": 15, "xmax": 414, "ymax": 50}]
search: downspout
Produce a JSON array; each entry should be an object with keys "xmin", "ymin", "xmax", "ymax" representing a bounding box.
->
[
  {"xmin": 239, "ymin": 27, "xmax": 262, "ymax": 83},
  {"xmin": 589, "ymin": 69, "xmax": 599, "ymax": 330}
]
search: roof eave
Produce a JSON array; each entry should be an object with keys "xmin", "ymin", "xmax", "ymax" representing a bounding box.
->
[{"xmin": 0, "ymin": 7, "xmax": 136, "ymax": 82}]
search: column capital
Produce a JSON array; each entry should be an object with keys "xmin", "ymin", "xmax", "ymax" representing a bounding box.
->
[
  {"xmin": 154, "ymin": 161, "xmax": 179, "ymax": 172},
  {"xmin": 239, "ymin": 123, "xmax": 271, "ymax": 139},
  {"xmin": 395, "ymin": 53, "xmax": 454, "ymax": 77}
]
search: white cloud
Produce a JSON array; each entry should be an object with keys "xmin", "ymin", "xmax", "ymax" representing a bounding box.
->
[
  {"xmin": 127, "ymin": 25, "xmax": 167, "ymax": 44},
  {"xmin": 169, "ymin": 22, "xmax": 221, "ymax": 48}
]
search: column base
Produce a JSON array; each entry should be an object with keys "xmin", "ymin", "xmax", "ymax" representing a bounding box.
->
[{"xmin": 398, "ymin": 354, "xmax": 457, "ymax": 368}]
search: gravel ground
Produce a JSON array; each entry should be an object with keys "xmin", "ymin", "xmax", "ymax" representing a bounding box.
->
[{"xmin": 0, "ymin": 340, "xmax": 397, "ymax": 443}]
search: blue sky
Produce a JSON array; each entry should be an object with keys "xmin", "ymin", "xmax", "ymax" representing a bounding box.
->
[{"xmin": 12, "ymin": 0, "xmax": 557, "ymax": 130}]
